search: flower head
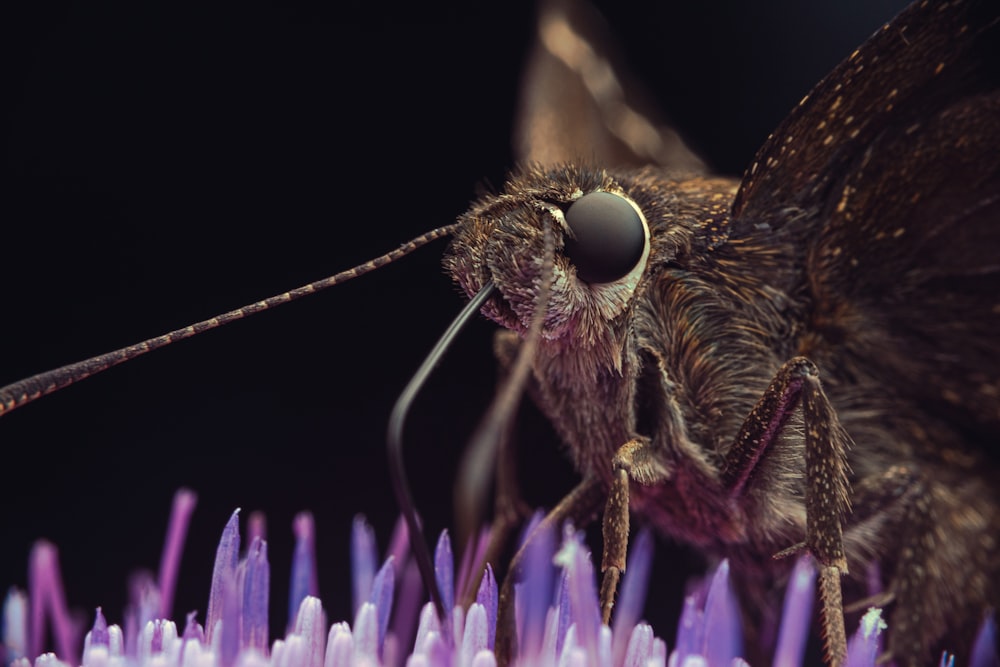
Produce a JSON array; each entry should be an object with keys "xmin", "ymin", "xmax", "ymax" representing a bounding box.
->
[{"xmin": 2, "ymin": 489, "xmax": 996, "ymax": 667}]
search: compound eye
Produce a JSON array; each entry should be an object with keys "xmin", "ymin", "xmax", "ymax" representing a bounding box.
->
[{"xmin": 563, "ymin": 191, "xmax": 646, "ymax": 284}]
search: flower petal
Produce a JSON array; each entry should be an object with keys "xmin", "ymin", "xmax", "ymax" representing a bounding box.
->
[
  {"xmin": 29, "ymin": 541, "xmax": 80, "ymax": 662},
  {"xmin": 475, "ymin": 564, "xmax": 498, "ymax": 651},
  {"xmin": 353, "ymin": 602, "xmax": 379, "ymax": 664},
  {"xmin": 182, "ymin": 611, "xmax": 206, "ymax": 644},
  {"xmin": 673, "ymin": 593, "xmax": 701, "ymax": 661},
  {"xmin": 124, "ymin": 571, "xmax": 160, "ymax": 657},
  {"xmin": 324, "ymin": 622, "xmax": 353, "ymax": 667},
  {"xmin": 87, "ymin": 608, "xmax": 109, "ymax": 648},
  {"xmin": 845, "ymin": 607, "xmax": 886, "ymax": 667},
  {"xmin": 597, "ymin": 625, "xmax": 612, "ymax": 667},
  {"xmin": 137, "ymin": 618, "xmax": 177, "ymax": 662},
  {"xmin": 158, "ymin": 489, "xmax": 198, "ymax": 620},
  {"xmin": 370, "ymin": 557, "xmax": 396, "ymax": 654},
  {"xmin": 554, "ymin": 527, "xmax": 600, "ymax": 655},
  {"xmin": 434, "ymin": 531, "xmax": 455, "ymax": 615},
  {"xmin": 3, "ymin": 589, "xmax": 28, "ymax": 664},
  {"xmin": 701, "ymin": 560, "xmax": 741, "ymax": 666},
  {"xmin": 622, "ymin": 623, "xmax": 653, "ymax": 667},
  {"xmin": 292, "ymin": 596, "xmax": 327, "ymax": 667},
  {"xmin": 970, "ymin": 611, "xmax": 998, "ymax": 667},
  {"xmin": 612, "ymin": 528, "xmax": 654, "ymax": 666},
  {"xmin": 772, "ymin": 555, "xmax": 816, "ymax": 667},
  {"xmin": 461, "ymin": 603, "xmax": 489, "ymax": 666},
  {"xmin": 413, "ymin": 602, "xmax": 442, "ymax": 655},
  {"xmin": 515, "ymin": 519, "xmax": 556, "ymax": 658},
  {"xmin": 241, "ymin": 538, "xmax": 270, "ymax": 654},
  {"xmin": 288, "ymin": 513, "xmax": 319, "ymax": 631},
  {"xmin": 392, "ymin": 559, "xmax": 425, "ymax": 660},
  {"xmin": 206, "ymin": 510, "xmax": 241, "ymax": 644},
  {"xmin": 351, "ymin": 516, "xmax": 378, "ymax": 615},
  {"xmin": 470, "ymin": 648, "xmax": 497, "ymax": 667},
  {"xmin": 220, "ymin": 571, "xmax": 241, "ymax": 667},
  {"xmin": 650, "ymin": 637, "xmax": 667, "ymax": 667}
]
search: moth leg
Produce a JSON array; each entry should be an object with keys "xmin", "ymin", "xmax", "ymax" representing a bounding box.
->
[
  {"xmin": 495, "ymin": 475, "xmax": 605, "ymax": 666},
  {"xmin": 458, "ymin": 331, "xmax": 533, "ymax": 607},
  {"xmin": 885, "ymin": 491, "xmax": 937, "ymax": 667},
  {"xmin": 601, "ymin": 436, "xmax": 665, "ymax": 624},
  {"xmin": 722, "ymin": 357, "xmax": 851, "ymax": 666},
  {"xmin": 852, "ymin": 470, "xmax": 936, "ymax": 667},
  {"xmin": 490, "ymin": 330, "xmax": 533, "ymax": 551},
  {"xmin": 837, "ymin": 464, "xmax": 950, "ymax": 666},
  {"xmin": 840, "ymin": 466, "xmax": 922, "ymax": 613}
]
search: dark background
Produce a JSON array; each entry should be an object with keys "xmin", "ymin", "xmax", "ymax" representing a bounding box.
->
[{"xmin": 1, "ymin": 0, "xmax": 908, "ymax": 659}]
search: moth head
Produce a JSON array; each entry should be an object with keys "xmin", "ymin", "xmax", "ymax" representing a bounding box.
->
[{"xmin": 444, "ymin": 164, "xmax": 651, "ymax": 348}]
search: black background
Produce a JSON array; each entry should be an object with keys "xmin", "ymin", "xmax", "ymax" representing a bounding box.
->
[{"xmin": 1, "ymin": 0, "xmax": 908, "ymax": 658}]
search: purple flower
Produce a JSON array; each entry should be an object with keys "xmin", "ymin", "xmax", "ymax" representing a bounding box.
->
[{"xmin": 2, "ymin": 489, "xmax": 995, "ymax": 667}]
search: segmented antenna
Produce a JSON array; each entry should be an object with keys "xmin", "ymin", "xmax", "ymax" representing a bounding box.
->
[{"xmin": 0, "ymin": 223, "xmax": 459, "ymax": 416}]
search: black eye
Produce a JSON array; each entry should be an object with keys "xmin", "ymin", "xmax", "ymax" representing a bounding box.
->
[{"xmin": 563, "ymin": 191, "xmax": 646, "ymax": 284}]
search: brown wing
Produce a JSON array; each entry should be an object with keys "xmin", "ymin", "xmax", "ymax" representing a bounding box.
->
[
  {"xmin": 732, "ymin": 0, "xmax": 1000, "ymax": 437},
  {"xmin": 514, "ymin": 0, "xmax": 706, "ymax": 171}
]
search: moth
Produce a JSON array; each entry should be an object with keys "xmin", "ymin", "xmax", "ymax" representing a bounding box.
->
[
  {"xmin": 449, "ymin": 0, "xmax": 1000, "ymax": 665},
  {"xmin": 2, "ymin": 1, "xmax": 998, "ymax": 666}
]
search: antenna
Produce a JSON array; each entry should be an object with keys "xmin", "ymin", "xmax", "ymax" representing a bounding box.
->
[{"xmin": 0, "ymin": 224, "xmax": 459, "ymax": 416}]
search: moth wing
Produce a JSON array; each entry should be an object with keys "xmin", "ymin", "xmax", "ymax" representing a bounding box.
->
[
  {"xmin": 732, "ymin": 0, "xmax": 1000, "ymax": 436},
  {"xmin": 514, "ymin": 0, "xmax": 706, "ymax": 171}
]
